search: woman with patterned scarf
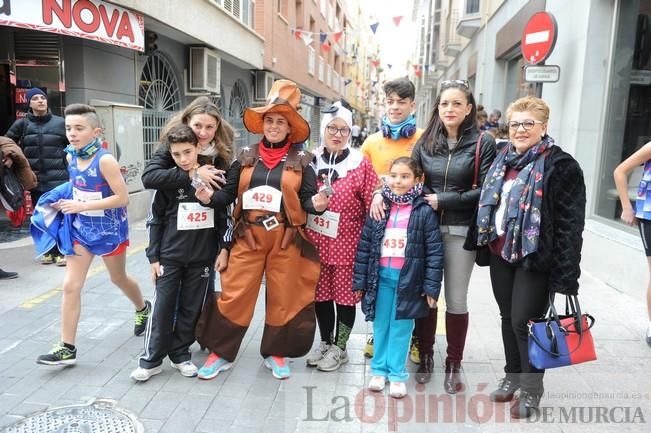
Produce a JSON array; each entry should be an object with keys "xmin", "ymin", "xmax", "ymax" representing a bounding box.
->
[{"xmin": 476, "ymin": 96, "xmax": 586, "ymax": 419}]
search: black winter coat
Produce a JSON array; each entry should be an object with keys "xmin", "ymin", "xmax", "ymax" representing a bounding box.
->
[
  {"xmin": 519, "ymin": 145, "xmax": 586, "ymax": 295},
  {"xmin": 352, "ymin": 196, "xmax": 444, "ymax": 321},
  {"xmin": 6, "ymin": 111, "xmax": 68, "ymax": 192},
  {"xmin": 412, "ymin": 128, "xmax": 496, "ymax": 226}
]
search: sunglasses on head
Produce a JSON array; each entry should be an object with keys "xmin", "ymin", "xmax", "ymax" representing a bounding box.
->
[{"xmin": 440, "ymin": 79, "xmax": 470, "ymax": 90}]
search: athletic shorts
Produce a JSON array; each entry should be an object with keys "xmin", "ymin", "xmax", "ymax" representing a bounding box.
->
[
  {"xmin": 639, "ymin": 218, "xmax": 651, "ymax": 257},
  {"xmin": 72, "ymin": 240, "xmax": 129, "ymax": 257}
]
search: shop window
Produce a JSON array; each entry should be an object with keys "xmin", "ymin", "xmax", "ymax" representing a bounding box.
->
[
  {"xmin": 597, "ymin": 0, "xmax": 651, "ymax": 224},
  {"xmin": 138, "ymin": 52, "xmax": 181, "ymax": 161},
  {"xmin": 228, "ymin": 79, "xmax": 250, "ymax": 150}
]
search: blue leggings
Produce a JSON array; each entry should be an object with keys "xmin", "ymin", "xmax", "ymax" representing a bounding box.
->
[{"xmin": 371, "ymin": 267, "xmax": 414, "ymax": 382}]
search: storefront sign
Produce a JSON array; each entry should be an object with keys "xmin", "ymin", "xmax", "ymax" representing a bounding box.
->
[
  {"xmin": 0, "ymin": 0, "xmax": 144, "ymax": 51},
  {"xmin": 521, "ymin": 12, "xmax": 558, "ymax": 65},
  {"xmin": 524, "ymin": 65, "xmax": 561, "ymax": 83}
]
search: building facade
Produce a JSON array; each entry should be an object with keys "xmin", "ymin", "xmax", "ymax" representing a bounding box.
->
[{"xmin": 410, "ymin": 0, "xmax": 651, "ymax": 297}]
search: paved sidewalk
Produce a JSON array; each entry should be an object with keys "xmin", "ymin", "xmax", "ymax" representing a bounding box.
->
[{"xmin": 0, "ymin": 220, "xmax": 650, "ymax": 432}]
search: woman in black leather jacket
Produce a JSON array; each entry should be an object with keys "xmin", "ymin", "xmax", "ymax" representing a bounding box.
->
[{"xmin": 411, "ymin": 80, "xmax": 496, "ymax": 391}]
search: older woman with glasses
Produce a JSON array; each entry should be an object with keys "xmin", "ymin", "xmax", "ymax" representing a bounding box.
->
[
  {"xmin": 305, "ymin": 102, "xmax": 378, "ymax": 372},
  {"xmin": 476, "ymin": 96, "xmax": 586, "ymax": 418},
  {"xmin": 408, "ymin": 79, "xmax": 496, "ymax": 390}
]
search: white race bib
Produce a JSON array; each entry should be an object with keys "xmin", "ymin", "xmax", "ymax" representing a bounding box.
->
[
  {"xmin": 381, "ymin": 228, "xmax": 407, "ymax": 258},
  {"xmin": 306, "ymin": 211, "xmax": 340, "ymax": 238},
  {"xmin": 177, "ymin": 202, "xmax": 215, "ymax": 231},
  {"xmin": 242, "ymin": 185, "xmax": 282, "ymax": 212},
  {"xmin": 73, "ymin": 187, "xmax": 104, "ymax": 217}
]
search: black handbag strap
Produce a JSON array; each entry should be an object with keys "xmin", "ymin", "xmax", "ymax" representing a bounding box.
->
[
  {"xmin": 528, "ymin": 293, "xmax": 595, "ymax": 358},
  {"xmin": 471, "ymin": 132, "xmax": 483, "ymax": 190}
]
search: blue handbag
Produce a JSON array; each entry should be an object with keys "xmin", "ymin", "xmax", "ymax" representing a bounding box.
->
[{"xmin": 527, "ymin": 294, "xmax": 596, "ymax": 369}]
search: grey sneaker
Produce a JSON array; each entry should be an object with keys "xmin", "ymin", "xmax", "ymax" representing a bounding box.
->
[
  {"xmin": 306, "ymin": 341, "xmax": 330, "ymax": 366},
  {"xmin": 646, "ymin": 325, "xmax": 651, "ymax": 347},
  {"xmin": 316, "ymin": 345, "xmax": 348, "ymax": 372}
]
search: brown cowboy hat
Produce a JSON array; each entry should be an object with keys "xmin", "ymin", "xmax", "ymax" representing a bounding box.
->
[{"xmin": 243, "ymin": 79, "xmax": 311, "ymax": 144}]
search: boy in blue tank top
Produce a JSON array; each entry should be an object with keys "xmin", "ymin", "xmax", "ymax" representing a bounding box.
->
[{"xmin": 36, "ymin": 104, "xmax": 150, "ymax": 366}]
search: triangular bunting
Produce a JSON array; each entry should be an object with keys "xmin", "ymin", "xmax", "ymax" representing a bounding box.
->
[
  {"xmin": 320, "ymin": 42, "xmax": 331, "ymax": 52},
  {"xmin": 319, "ymin": 32, "xmax": 328, "ymax": 44},
  {"xmin": 370, "ymin": 22, "xmax": 379, "ymax": 34},
  {"xmin": 387, "ymin": 64, "xmax": 392, "ymax": 69},
  {"xmin": 301, "ymin": 33, "xmax": 313, "ymax": 46},
  {"xmin": 344, "ymin": 79, "xmax": 352, "ymax": 86},
  {"xmin": 392, "ymin": 16, "xmax": 403, "ymax": 26},
  {"xmin": 371, "ymin": 59, "xmax": 380, "ymax": 68},
  {"xmin": 294, "ymin": 30, "xmax": 302, "ymax": 40},
  {"xmin": 333, "ymin": 32, "xmax": 343, "ymax": 43}
]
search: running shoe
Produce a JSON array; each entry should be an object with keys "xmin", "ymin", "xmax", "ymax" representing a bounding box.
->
[
  {"xmin": 264, "ymin": 356, "xmax": 290, "ymax": 379},
  {"xmin": 197, "ymin": 353, "xmax": 232, "ymax": 380},
  {"xmin": 134, "ymin": 300, "xmax": 151, "ymax": 336},
  {"xmin": 36, "ymin": 343, "xmax": 77, "ymax": 366}
]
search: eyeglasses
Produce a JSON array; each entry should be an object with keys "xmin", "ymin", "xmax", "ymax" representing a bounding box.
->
[
  {"xmin": 325, "ymin": 125, "xmax": 351, "ymax": 137},
  {"xmin": 440, "ymin": 79, "xmax": 470, "ymax": 89},
  {"xmin": 508, "ymin": 120, "xmax": 544, "ymax": 130}
]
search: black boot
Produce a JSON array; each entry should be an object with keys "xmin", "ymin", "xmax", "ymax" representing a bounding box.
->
[
  {"xmin": 415, "ymin": 354, "xmax": 433, "ymax": 384},
  {"xmin": 490, "ymin": 373, "xmax": 520, "ymax": 402},
  {"xmin": 510, "ymin": 390, "xmax": 542, "ymax": 419},
  {"xmin": 444, "ymin": 360, "xmax": 463, "ymax": 394}
]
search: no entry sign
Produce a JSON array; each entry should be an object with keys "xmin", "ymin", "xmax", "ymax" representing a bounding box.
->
[{"xmin": 521, "ymin": 12, "xmax": 558, "ymax": 65}]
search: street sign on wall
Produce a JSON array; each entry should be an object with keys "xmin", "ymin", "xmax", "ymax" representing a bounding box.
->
[
  {"xmin": 521, "ymin": 12, "xmax": 558, "ymax": 65},
  {"xmin": 524, "ymin": 65, "xmax": 561, "ymax": 83}
]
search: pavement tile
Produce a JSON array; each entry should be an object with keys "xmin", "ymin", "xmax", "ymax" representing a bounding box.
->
[{"xmin": 140, "ymin": 391, "xmax": 182, "ymax": 420}]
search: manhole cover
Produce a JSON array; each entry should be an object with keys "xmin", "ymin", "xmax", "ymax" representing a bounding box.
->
[{"xmin": 1, "ymin": 399, "xmax": 143, "ymax": 433}]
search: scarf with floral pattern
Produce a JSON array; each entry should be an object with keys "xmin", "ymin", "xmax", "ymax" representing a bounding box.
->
[{"xmin": 476, "ymin": 135, "xmax": 554, "ymax": 263}]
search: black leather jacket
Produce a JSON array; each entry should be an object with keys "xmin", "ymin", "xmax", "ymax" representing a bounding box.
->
[{"xmin": 412, "ymin": 128, "xmax": 496, "ymax": 226}]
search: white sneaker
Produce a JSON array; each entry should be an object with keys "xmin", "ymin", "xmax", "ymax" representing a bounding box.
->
[
  {"xmin": 389, "ymin": 381, "xmax": 407, "ymax": 399},
  {"xmin": 368, "ymin": 375, "xmax": 386, "ymax": 392},
  {"xmin": 306, "ymin": 341, "xmax": 330, "ymax": 366},
  {"xmin": 171, "ymin": 360, "xmax": 198, "ymax": 377},
  {"xmin": 130, "ymin": 365, "xmax": 162, "ymax": 382},
  {"xmin": 646, "ymin": 324, "xmax": 651, "ymax": 347}
]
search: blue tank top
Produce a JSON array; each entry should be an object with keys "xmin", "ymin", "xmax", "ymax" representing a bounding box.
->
[
  {"xmin": 68, "ymin": 148, "xmax": 129, "ymax": 255},
  {"xmin": 636, "ymin": 160, "xmax": 651, "ymax": 220}
]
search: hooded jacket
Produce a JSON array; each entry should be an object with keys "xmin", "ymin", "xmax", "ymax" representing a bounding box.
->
[
  {"xmin": 352, "ymin": 195, "xmax": 444, "ymax": 321},
  {"xmin": 6, "ymin": 111, "xmax": 68, "ymax": 192}
]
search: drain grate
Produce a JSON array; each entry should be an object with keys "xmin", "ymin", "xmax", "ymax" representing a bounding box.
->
[{"xmin": 1, "ymin": 399, "xmax": 143, "ymax": 433}]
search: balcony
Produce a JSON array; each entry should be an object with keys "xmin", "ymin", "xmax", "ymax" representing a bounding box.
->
[
  {"xmin": 444, "ymin": 41, "xmax": 461, "ymax": 57},
  {"xmin": 456, "ymin": 13, "xmax": 480, "ymax": 39}
]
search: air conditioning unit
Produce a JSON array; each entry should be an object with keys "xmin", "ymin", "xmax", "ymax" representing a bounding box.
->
[
  {"xmin": 189, "ymin": 47, "xmax": 220, "ymax": 93},
  {"xmin": 254, "ymin": 71, "xmax": 275, "ymax": 101}
]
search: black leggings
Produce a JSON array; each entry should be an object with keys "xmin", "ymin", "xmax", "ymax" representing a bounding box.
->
[
  {"xmin": 315, "ymin": 300, "xmax": 356, "ymax": 348},
  {"xmin": 639, "ymin": 218, "xmax": 651, "ymax": 257},
  {"xmin": 489, "ymin": 254, "xmax": 549, "ymax": 393}
]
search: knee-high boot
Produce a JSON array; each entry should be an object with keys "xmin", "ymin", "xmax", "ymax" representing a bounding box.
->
[
  {"xmin": 415, "ymin": 308, "xmax": 437, "ymax": 384},
  {"xmin": 444, "ymin": 312, "xmax": 468, "ymax": 394}
]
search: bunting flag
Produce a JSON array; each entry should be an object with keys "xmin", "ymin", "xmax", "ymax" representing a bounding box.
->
[
  {"xmin": 392, "ymin": 16, "xmax": 403, "ymax": 26},
  {"xmin": 372, "ymin": 80, "xmax": 378, "ymax": 87},
  {"xmin": 320, "ymin": 41, "xmax": 331, "ymax": 52},
  {"xmin": 344, "ymin": 79, "xmax": 352, "ymax": 86},
  {"xmin": 333, "ymin": 32, "xmax": 344, "ymax": 43},
  {"xmin": 412, "ymin": 64, "xmax": 420, "ymax": 71},
  {"xmin": 370, "ymin": 22, "xmax": 379, "ymax": 34},
  {"xmin": 293, "ymin": 30, "xmax": 302, "ymax": 40},
  {"xmin": 301, "ymin": 33, "xmax": 313, "ymax": 46},
  {"xmin": 415, "ymin": 69, "xmax": 422, "ymax": 77},
  {"xmin": 371, "ymin": 59, "xmax": 380, "ymax": 68},
  {"xmin": 387, "ymin": 64, "xmax": 392, "ymax": 69},
  {"xmin": 319, "ymin": 32, "xmax": 328, "ymax": 44}
]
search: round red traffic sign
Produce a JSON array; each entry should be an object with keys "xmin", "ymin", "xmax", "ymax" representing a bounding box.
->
[{"xmin": 521, "ymin": 12, "xmax": 557, "ymax": 65}]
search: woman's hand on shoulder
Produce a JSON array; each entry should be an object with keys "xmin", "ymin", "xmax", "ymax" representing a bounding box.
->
[
  {"xmin": 196, "ymin": 165, "xmax": 226, "ymax": 190},
  {"xmin": 369, "ymin": 192, "xmax": 385, "ymax": 221},
  {"xmin": 424, "ymin": 193, "xmax": 438, "ymax": 210}
]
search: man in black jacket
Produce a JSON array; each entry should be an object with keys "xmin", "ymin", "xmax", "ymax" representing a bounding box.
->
[{"xmin": 5, "ymin": 88, "xmax": 69, "ymax": 265}]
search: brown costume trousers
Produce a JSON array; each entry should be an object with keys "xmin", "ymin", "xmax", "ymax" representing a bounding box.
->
[{"xmin": 204, "ymin": 224, "xmax": 319, "ymax": 362}]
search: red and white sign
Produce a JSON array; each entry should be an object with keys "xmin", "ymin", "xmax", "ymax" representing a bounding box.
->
[
  {"xmin": 0, "ymin": 0, "xmax": 144, "ymax": 52},
  {"xmin": 521, "ymin": 12, "xmax": 558, "ymax": 65}
]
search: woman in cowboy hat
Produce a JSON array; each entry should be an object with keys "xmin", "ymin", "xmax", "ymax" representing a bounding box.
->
[{"xmin": 194, "ymin": 79, "xmax": 330, "ymax": 380}]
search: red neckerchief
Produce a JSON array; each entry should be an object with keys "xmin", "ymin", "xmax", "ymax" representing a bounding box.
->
[{"xmin": 258, "ymin": 138, "xmax": 291, "ymax": 169}]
